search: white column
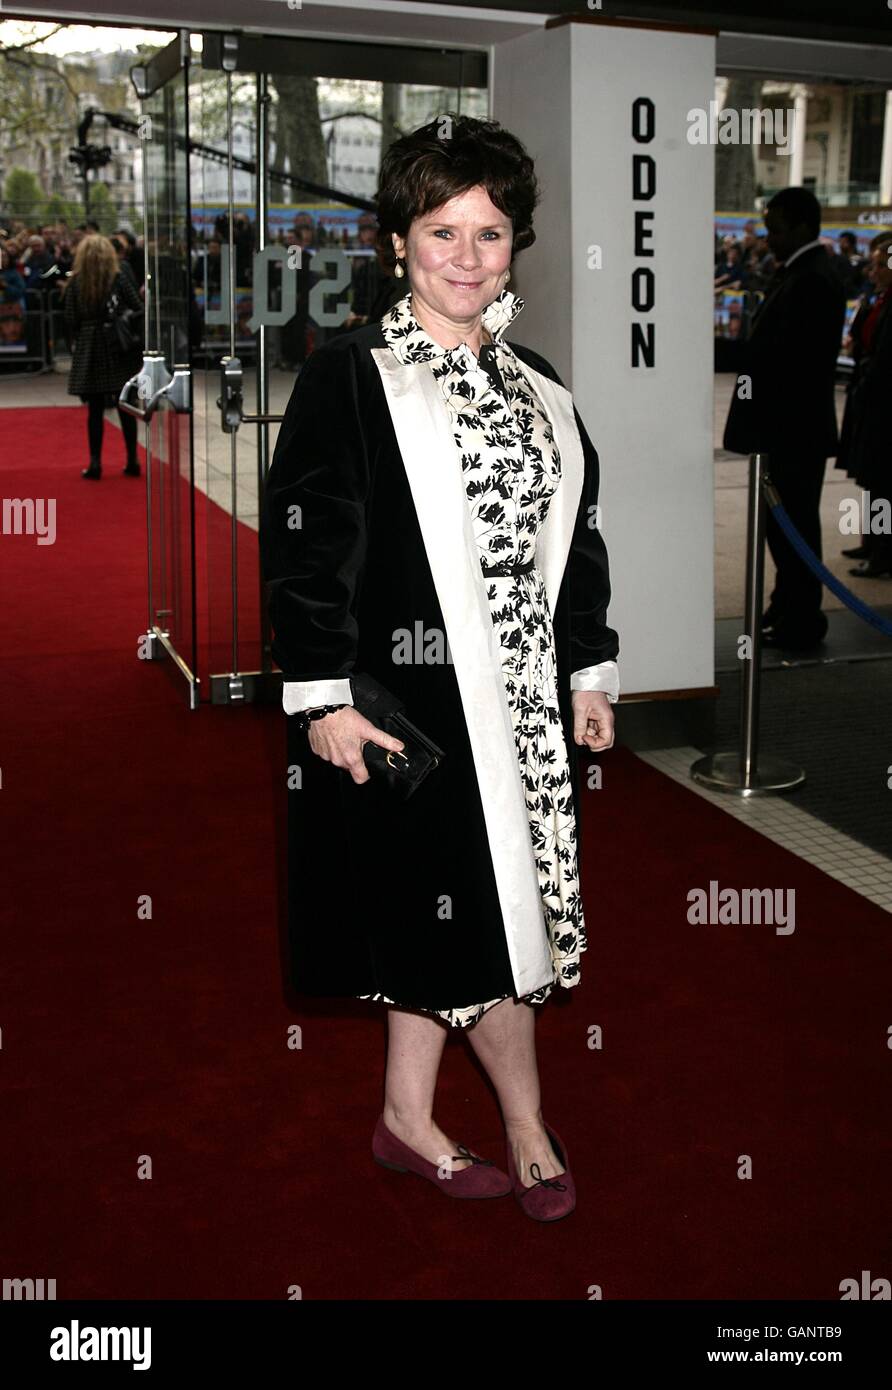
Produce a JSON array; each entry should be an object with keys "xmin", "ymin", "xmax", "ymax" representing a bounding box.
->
[
  {"xmin": 789, "ymin": 84, "xmax": 808, "ymax": 187},
  {"xmin": 492, "ymin": 19, "xmax": 716, "ymax": 700},
  {"xmin": 879, "ymin": 88, "xmax": 892, "ymax": 206}
]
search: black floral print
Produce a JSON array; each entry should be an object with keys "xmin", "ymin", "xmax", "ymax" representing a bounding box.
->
[{"xmin": 358, "ymin": 288, "xmax": 586, "ymax": 1028}]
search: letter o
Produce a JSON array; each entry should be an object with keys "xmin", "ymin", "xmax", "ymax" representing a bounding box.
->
[
  {"xmin": 632, "ymin": 97, "xmax": 655, "ymax": 144},
  {"xmin": 631, "ymin": 266, "xmax": 655, "ymax": 312}
]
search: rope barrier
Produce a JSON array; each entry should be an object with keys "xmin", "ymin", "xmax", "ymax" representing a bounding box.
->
[{"xmin": 761, "ymin": 477, "xmax": 892, "ymax": 639}]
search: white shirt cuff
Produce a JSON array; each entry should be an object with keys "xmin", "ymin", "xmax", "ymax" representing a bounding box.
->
[
  {"xmin": 570, "ymin": 660, "xmax": 620, "ymax": 704},
  {"xmin": 282, "ymin": 678, "xmax": 355, "ymax": 715}
]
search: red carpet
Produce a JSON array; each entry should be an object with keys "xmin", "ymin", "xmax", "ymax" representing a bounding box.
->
[{"xmin": 2, "ymin": 405, "xmax": 890, "ymax": 1299}]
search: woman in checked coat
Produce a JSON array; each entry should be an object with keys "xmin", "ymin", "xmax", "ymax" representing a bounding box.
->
[
  {"xmin": 260, "ymin": 115, "xmax": 620, "ymax": 1222},
  {"xmin": 64, "ymin": 233, "xmax": 143, "ymax": 480}
]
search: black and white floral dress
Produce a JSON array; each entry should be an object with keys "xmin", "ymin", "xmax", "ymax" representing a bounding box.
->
[{"xmin": 356, "ymin": 287, "xmax": 588, "ymax": 1029}]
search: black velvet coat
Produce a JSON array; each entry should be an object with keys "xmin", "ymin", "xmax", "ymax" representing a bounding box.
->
[{"xmin": 259, "ymin": 318, "xmax": 619, "ymax": 1011}]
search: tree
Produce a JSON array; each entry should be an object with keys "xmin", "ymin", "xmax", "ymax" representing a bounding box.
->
[
  {"xmin": 270, "ymin": 74, "xmax": 328, "ymax": 204},
  {"xmin": 715, "ymin": 77, "xmax": 762, "ymax": 212},
  {"xmin": 0, "ymin": 25, "xmax": 80, "ymax": 157},
  {"xmin": 42, "ymin": 192, "xmax": 81, "ymax": 226},
  {"xmin": 85, "ymin": 180, "xmax": 116, "ymax": 231},
  {"xmin": 379, "ymin": 85, "xmax": 401, "ymax": 174},
  {"xmin": 1, "ymin": 24, "xmax": 144, "ymax": 230},
  {"xmin": 3, "ymin": 166, "xmax": 44, "ymax": 223}
]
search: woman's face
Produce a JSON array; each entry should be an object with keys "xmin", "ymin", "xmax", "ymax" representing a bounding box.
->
[
  {"xmin": 868, "ymin": 245, "xmax": 892, "ymax": 291},
  {"xmin": 393, "ymin": 183, "xmax": 512, "ymax": 324}
]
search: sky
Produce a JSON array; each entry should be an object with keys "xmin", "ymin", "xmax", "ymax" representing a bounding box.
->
[{"xmin": 0, "ymin": 21, "xmax": 177, "ymax": 55}]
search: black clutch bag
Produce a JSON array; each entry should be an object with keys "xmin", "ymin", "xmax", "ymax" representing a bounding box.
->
[{"xmin": 350, "ymin": 670, "xmax": 445, "ymax": 799}]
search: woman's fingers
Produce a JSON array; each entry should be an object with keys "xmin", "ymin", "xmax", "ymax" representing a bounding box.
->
[
  {"xmin": 357, "ymin": 715, "xmax": 405, "ymax": 755},
  {"xmin": 341, "ymin": 717, "xmax": 404, "ymax": 784},
  {"xmin": 347, "ymin": 717, "xmax": 405, "ymax": 783},
  {"xmin": 572, "ymin": 692, "xmax": 615, "ymax": 751},
  {"xmin": 577, "ymin": 717, "xmax": 614, "ymax": 750},
  {"xmin": 308, "ymin": 708, "xmax": 405, "ymax": 785}
]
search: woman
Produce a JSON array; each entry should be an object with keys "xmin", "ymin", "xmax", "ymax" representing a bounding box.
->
[
  {"xmin": 714, "ymin": 243, "xmax": 748, "ymax": 292},
  {"xmin": 836, "ymin": 232, "xmax": 892, "ymax": 577},
  {"xmin": 0, "ymin": 246, "xmax": 27, "ymax": 308},
  {"xmin": 0, "ymin": 246, "xmax": 28, "ymax": 348},
  {"xmin": 63, "ymin": 233, "xmax": 142, "ymax": 480},
  {"xmin": 260, "ymin": 115, "xmax": 620, "ymax": 1222}
]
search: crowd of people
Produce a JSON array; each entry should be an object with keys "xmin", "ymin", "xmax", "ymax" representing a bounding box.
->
[
  {"xmin": 2, "ymin": 208, "xmax": 883, "ymax": 335},
  {"xmin": 0, "ymin": 219, "xmax": 145, "ymax": 298},
  {"xmin": 714, "ymin": 219, "xmax": 871, "ymax": 300},
  {"xmin": 722, "ymin": 188, "xmax": 892, "ymax": 659},
  {"xmin": 0, "ymin": 217, "xmax": 146, "ymax": 354},
  {"xmin": 190, "ymin": 209, "xmax": 398, "ymax": 367},
  {"xmin": 0, "ymin": 208, "xmax": 399, "ymax": 471},
  {"xmin": 0, "ymin": 208, "xmax": 395, "ymax": 370}
]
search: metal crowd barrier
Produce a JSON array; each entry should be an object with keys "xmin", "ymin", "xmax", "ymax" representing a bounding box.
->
[
  {"xmin": 763, "ymin": 478, "xmax": 892, "ymax": 639},
  {"xmin": 692, "ymin": 452, "xmax": 892, "ymax": 798},
  {"xmin": 0, "ymin": 285, "xmax": 66, "ymax": 373}
]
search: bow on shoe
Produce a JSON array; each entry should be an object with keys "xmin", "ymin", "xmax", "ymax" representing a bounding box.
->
[
  {"xmin": 453, "ymin": 1145, "xmax": 494, "ymax": 1167},
  {"xmin": 528, "ymin": 1162, "xmax": 567, "ymax": 1191}
]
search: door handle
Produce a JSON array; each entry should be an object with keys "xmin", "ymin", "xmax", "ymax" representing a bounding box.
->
[
  {"xmin": 119, "ymin": 352, "xmax": 192, "ymax": 420},
  {"xmin": 216, "ymin": 354, "xmax": 284, "ymax": 431}
]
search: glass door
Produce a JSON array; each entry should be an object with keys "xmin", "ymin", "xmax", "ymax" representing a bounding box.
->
[
  {"xmin": 122, "ymin": 34, "xmax": 198, "ymax": 705},
  {"xmin": 189, "ymin": 30, "xmax": 488, "ymax": 706},
  {"xmin": 124, "ymin": 28, "xmax": 488, "ymax": 709}
]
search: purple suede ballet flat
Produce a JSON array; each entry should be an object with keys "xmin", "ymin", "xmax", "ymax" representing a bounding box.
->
[
  {"xmin": 372, "ymin": 1113, "xmax": 512, "ymax": 1198},
  {"xmin": 506, "ymin": 1122, "xmax": 576, "ymax": 1222}
]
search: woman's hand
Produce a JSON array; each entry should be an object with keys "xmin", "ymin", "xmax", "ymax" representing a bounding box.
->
[
  {"xmin": 572, "ymin": 690, "xmax": 615, "ymax": 751},
  {"xmin": 307, "ymin": 705, "xmax": 405, "ymax": 785}
]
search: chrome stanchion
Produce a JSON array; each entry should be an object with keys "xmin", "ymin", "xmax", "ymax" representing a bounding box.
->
[
  {"xmin": 691, "ymin": 452, "xmax": 805, "ymax": 796},
  {"xmin": 255, "ymin": 70, "xmax": 274, "ymax": 678}
]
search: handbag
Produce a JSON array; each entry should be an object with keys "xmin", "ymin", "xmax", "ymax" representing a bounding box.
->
[
  {"xmin": 101, "ymin": 285, "xmax": 143, "ymax": 355},
  {"xmin": 350, "ymin": 669, "xmax": 445, "ymax": 800}
]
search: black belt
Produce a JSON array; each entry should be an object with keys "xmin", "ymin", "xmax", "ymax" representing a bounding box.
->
[{"xmin": 480, "ymin": 556, "xmax": 536, "ymax": 578}]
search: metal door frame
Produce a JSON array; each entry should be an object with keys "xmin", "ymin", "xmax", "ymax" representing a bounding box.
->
[{"xmin": 123, "ymin": 32, "xmax": 199, "ymax": 706}]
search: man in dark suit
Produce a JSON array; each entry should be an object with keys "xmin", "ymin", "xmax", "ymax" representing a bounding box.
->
[
  {"xmin": 724, "ymin": 187, "xmax": 846, "ymax": 650},
  {"xmin": 115, "ymin": 228, "xmax": 145, "ymax": 290}
]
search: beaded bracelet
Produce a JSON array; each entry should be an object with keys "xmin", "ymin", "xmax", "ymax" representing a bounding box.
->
[{"xmin": 294, "ymin": 702, "xmax": 346, "ymax": 731}]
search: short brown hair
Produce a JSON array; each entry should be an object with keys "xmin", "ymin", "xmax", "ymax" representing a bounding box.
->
[{"xmin": 374, "ymin": 112, "xmax": 540, "ymax": 272}]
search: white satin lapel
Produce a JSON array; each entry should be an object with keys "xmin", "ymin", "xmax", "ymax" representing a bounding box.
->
[{"xmin": 371, "ymin": 347, "xmax": 553, "ymax": 997}]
